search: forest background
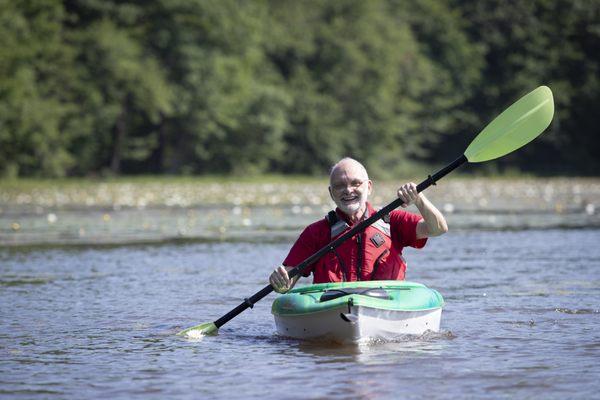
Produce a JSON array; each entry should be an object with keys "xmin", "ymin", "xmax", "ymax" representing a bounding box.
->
[{"xmin": 1, "ymin": 0, "xmax": 598, "ymax": 179}]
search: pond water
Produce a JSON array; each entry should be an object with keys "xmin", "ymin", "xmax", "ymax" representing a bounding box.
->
[{"xmin": 1, "ymin": 228, "xmax": 599, "ymax": 399}]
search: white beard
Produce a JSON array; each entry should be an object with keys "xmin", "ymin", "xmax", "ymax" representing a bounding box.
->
[{"xmin": 337, "ymin": 193, "xmax": 367, "ymax": 216}]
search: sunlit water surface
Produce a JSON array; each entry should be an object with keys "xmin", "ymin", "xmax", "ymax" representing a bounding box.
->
[{"xmin": 1, "ymin": 229, "xmax": 599, "ymax": 399}]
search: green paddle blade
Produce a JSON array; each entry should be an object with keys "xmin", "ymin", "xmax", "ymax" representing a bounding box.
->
[
  {"xmin": 464, "ymin": 86, "xmax": 554, "ymax": 163},
  {"xmin": 177, "ymin": 322, "xmax": 218, "ymax": 337}
]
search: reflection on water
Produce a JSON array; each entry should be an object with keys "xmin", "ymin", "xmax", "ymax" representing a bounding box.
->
[{"xmin": 1, "ymin": 229, "xmax": 600, "ymax": 399}]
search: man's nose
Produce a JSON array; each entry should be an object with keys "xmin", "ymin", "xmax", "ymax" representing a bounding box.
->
[{"xmin": 341, "ymin": 184, "xmax": 354, "ymax": 194}]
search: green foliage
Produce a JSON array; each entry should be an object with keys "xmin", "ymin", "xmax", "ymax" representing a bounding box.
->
[
  {"xmin": 265, "ymin": 0, "xmax": 481, "ymax": 175},
  {"xmin": 449, "ymin": 0, "xmax": 600, "ymax": 174},
  {"xmin": 65, "ymin": 3, "xmax": 174, "ymax": 174},
  {"xmin": 0, "ymin": 0, "xmax": 598, "ymax": 177},
  {"xmin": 0, "ymin": 0, "xmax": 74, "ymax": 177}
]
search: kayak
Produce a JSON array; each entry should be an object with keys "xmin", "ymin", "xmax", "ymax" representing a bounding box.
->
[{"xmin": 271, "ymin": 280, "xmax": 443, "ymax": 343}]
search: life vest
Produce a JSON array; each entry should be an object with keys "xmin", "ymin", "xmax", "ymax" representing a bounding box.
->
[{"xmin": 324, "ymin": 207, "xmax": 407, "ymax": 282}]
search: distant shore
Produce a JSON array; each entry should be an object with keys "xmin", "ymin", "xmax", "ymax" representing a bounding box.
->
[
  {"xmin": 2, "ymin": 176, "xmax": 599, "ymax": 210},
  {"xmin": 1, "ymin": 177, "xmax": 599, "ymax": 247}
]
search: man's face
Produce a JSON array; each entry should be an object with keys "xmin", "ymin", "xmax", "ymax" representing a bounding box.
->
[{"xmin": 328, "ymin": 162, "xmax": 372, "ymax": 215}]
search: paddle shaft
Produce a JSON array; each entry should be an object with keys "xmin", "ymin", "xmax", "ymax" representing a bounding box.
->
[{"xmin": 211, "ymin": 154, "xmax": 467, "ymax": 329}]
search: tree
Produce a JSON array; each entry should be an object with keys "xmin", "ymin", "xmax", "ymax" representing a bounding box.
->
[
  {"xmin": 265, "ymin": 0, "xmax": 482, "ymax": 176},
  {"xmin": 64, "ymin": 2, "xmax": 174, "ymax": 174},
  {"xmin": 451, "ymin": 0, "xmax": 600, "ymax": 174},
  {"xmin": 0, "ymin": 0, "xmax": 74, "ymax": 177}
]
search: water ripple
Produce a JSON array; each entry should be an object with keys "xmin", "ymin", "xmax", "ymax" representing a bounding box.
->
[
  {"xmin": 1, "ymin": 229, "xmax": 599, "ymax": 399},
  {"xmin": 555, "ymin": 308, "xmax": 600, "ymax": 315}
]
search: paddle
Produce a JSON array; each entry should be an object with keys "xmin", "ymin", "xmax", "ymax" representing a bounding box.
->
[{"xmin": 178, "ymin": 85, "xmax": 554, "ymax": 337}]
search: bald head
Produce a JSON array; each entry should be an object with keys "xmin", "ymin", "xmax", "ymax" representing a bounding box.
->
[{"xmin": 329, "ymin": 157, "xmax": 369, "ymax": 183}]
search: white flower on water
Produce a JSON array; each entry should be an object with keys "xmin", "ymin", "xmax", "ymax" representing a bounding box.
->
[
  {"xmin": 443, "ymin": 203, "xmax": 455, "ymax": 213},
  {"xmin": 586, "ymin": 204, "xmax": 595, "ymax": 215}
]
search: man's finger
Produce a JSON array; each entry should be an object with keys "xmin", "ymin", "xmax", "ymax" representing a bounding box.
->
[{"xmin": 278, "ymin": 266, "xmax": 291, "ymax": 284}]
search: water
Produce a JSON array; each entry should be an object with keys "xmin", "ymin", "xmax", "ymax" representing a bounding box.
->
[{"xmin": 1, "ymin": 229, "xmax": 599, "ymax": 399}]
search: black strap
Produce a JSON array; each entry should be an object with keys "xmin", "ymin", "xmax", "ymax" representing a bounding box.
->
[
  {"xmin": 327, "ymin": 210, "xmax": 347, "ymax": 281},
  {"xmin": 326, "ymin": 210, "xmax": 338, "ymax": 225},
  {"xmin": 326, "ymin": 209, "xmax": 368, "ymax": 281},
  {"xmin": 333, "ymin": 249, "xmax": 348, "ymax": 282},
  {"xmin": 356, "ymin": 232, "xmax": 363, "ymax": 280},
  {"xmin": 319, "ymin": 287, "xmax": 391, "ymax": 302}
]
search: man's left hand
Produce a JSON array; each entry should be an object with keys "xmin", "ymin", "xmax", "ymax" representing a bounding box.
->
[{"xmin": 397, "ymin": 182, "xmax": 421, "ymax": 207}]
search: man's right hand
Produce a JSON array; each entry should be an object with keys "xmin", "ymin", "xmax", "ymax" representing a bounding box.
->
[{"xmin": 269, "ymin": 265, "xmax": 293, "ymax": 293}]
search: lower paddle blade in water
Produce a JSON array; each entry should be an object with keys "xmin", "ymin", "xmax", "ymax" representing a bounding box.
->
[{"xmin": 177, "ymin": 322, "xmax": 219, "ymax": 337}]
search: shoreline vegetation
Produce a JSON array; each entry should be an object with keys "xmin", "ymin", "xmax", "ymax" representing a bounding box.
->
[
  {"xmin": 0, "ymin": 175, "xmax": 599, "ymax": 210},
  {"xmin": 3, "ymin": 2, "xmax": 599, "ymax": 179},
  {"xmin": 1, "ymin": 176, "xmax": 598, "ymax": 248}
]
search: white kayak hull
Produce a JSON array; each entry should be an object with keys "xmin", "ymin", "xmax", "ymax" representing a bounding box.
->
[
  {"xmin": 272, "ymin": 281, "xmax": 444, "ymax": 343},
  {"xmin": 274, "ymin": 304, "xmax": 442, "ymax": 343}
]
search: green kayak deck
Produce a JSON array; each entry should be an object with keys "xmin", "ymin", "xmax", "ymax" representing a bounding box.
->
[{"xmin": 272, "ymin": 280, "xmax": 444, "ymax": 316}]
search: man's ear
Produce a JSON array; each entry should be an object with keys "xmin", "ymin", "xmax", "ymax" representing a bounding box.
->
[
  {"xmin": 367, "ymin": 180, "xmax": 373, "ymax": 195},
  {"xmin": 328, "ymin": 186, "xmax": 334, "ymax": 200}
]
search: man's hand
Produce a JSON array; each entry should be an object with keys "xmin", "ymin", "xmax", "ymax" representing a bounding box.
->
[
  {"xmin": 269, "ymin": 265, "xmax": 293, "ymax": 293},
  {"xmin": 397, "ymin": 182, "xmax": 448, "ymax": 238},
  {"xmin": 397, "ymin": 182, "xmax": 422, "ymax": 207}
]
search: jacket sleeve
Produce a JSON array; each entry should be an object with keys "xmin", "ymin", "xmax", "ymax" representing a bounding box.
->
[
  {"xmin": 282, "ymin": 221, "xmax": 326, "ymax": 277},
  {"xmin": 389, "ymin": 210, "xmax": 428, "ymax": 249}
]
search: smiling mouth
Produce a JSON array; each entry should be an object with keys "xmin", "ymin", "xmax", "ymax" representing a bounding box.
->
[{"xmin": 341, "ymin": 196, "xmax": 358, "ymax": 203}]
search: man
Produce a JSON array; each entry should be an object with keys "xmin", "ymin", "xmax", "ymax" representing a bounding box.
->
[{"xmin": 269, "ymin": 157, "xmax": 448, "ymax": 293}]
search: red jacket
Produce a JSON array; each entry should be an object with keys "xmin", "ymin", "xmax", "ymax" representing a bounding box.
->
[{"xmin": 283, "ymin": 202, "xmax": 427, "ymax": 283}]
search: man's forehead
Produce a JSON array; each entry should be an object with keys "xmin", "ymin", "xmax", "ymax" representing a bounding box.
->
[{"xmin": 330, "ymin": 160, "xmax": 368, "ymax": 181}]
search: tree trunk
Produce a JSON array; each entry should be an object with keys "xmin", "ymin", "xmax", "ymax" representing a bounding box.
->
[
  {"xmin": 149, "ymin": 113, "xmax": 166, "ymax": 173},
  {"xmin": 110, "ymin": 96, "xmax": 130, "ymax": 174}
]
